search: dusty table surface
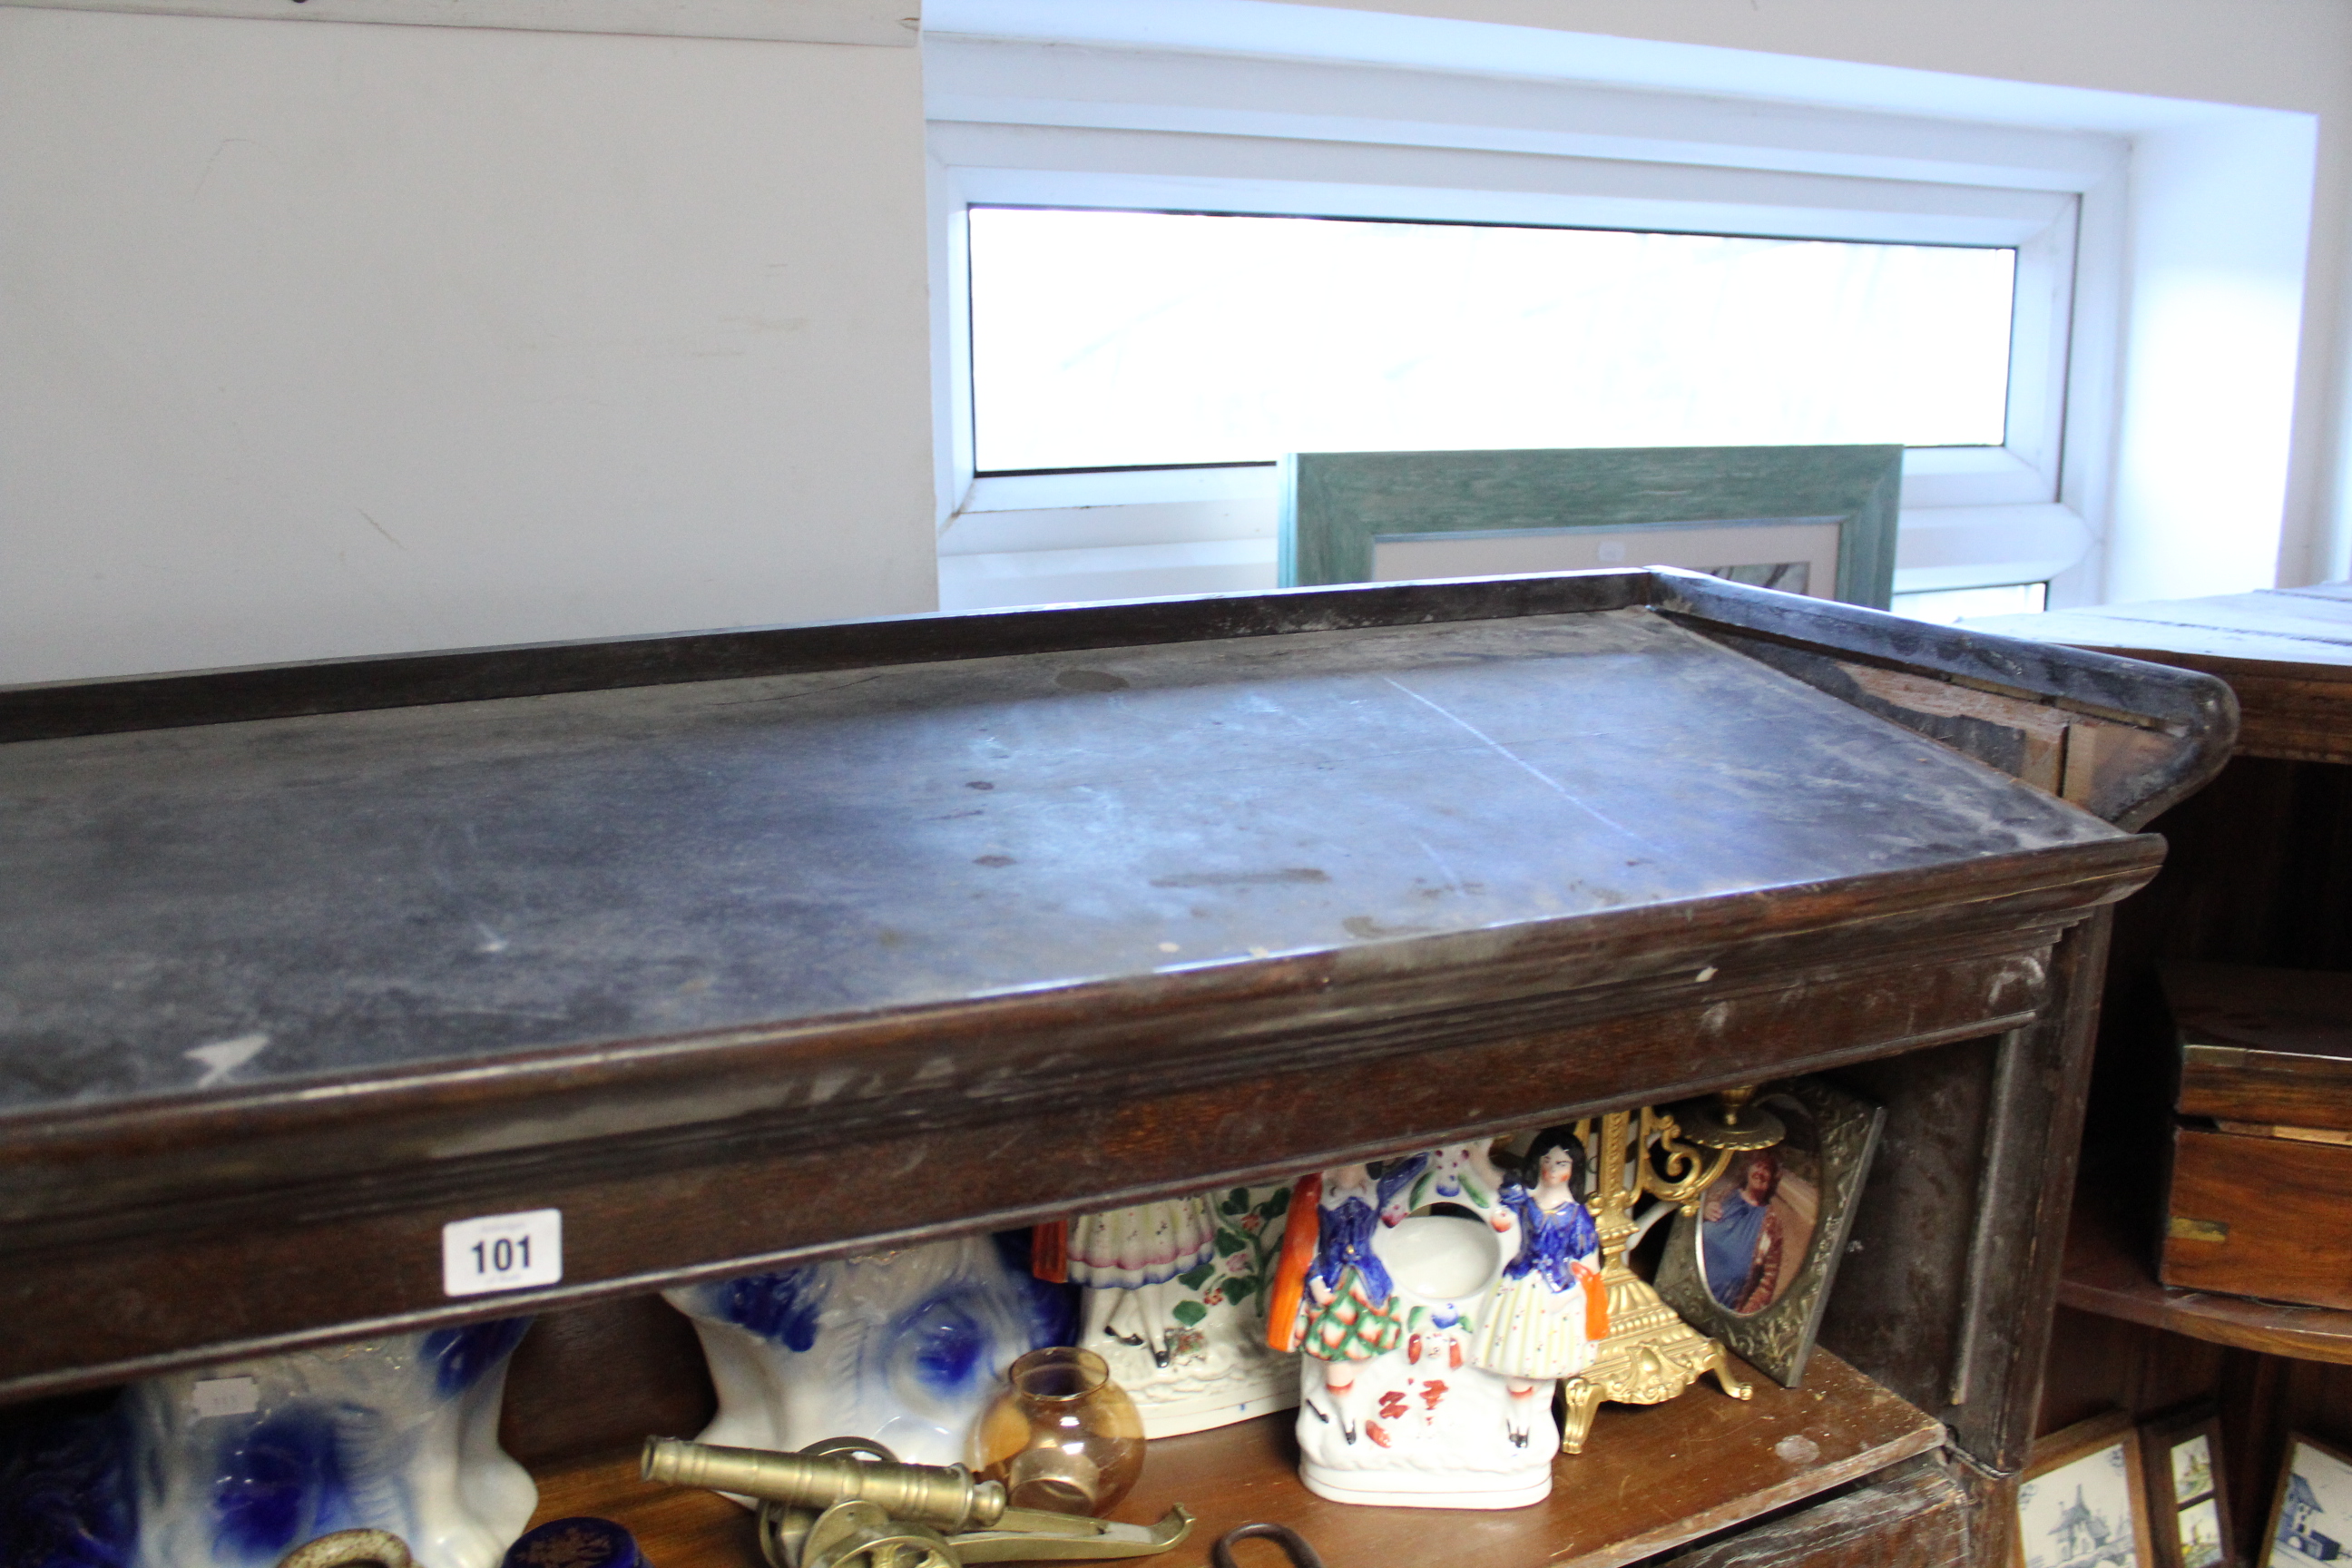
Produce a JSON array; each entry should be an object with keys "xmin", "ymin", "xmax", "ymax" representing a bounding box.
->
[{"xmin": 1, "ymin": 607, "xmax": 2120, "ymax": 1116}]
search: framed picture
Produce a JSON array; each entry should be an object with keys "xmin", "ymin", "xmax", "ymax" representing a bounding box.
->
[
  {"xmin": 1278, "ymin": 444, "xmax": 1902, "ymax": 607},
  {"xmin": 1651, "ymin": 1076, "xmax": 1885, "ymax": 1387},
  {"xmin": 2261, "ymin": 1432, "xmax": 2352, "ymax": 1567},
  {"xmin": 2017, "ymin": 1411, "xmax": 2156, "ymax": 1568},
  {"xmin": 2141, "ymin": 1405, "xmax": 2233, "ymax": 1568}
]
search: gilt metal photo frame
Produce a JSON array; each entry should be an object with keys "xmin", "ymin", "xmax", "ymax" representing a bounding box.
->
[
  {"xmin": 1279, "ymin": 444, "xmax": 1903, "ymax": 607},
  {"xmin": 1653, "ymin": 1076, "xmax": 1884, "ymax": 1388}
]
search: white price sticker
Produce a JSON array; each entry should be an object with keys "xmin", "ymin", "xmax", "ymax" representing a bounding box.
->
[
  {"xmin": 191, "ymin": 1377, "xmax": 260, "ymax": 1418},
  {"xmin": 441, "ymin": 1209, "xmax": 563, "ymax": 1298}
]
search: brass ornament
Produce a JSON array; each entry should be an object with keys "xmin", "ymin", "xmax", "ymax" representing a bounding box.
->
[
  {"xmin": 643, "ymin": 1435, "xmax": 1193, "ymax": 1568},
  {"xmin": 1661, "ymin": 1085, "xmax": 1785, "ymax": 1153},
  {"xmin": 272, "ymin": 1530, "xmax": 414, "ymax": 1568},
  {"xmin": 1555, "ymin": 1093, "xmax": 1759, "ymax": 1455},
  {"xmin": 799, "ymin": 1500, "xmax": 962, "ymax": 1568}
]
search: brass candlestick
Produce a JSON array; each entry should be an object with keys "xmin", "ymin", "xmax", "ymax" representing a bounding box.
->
[{"xmin": 1556, "ymin": 1088, "xmax": 1784, "ymax": 1455}]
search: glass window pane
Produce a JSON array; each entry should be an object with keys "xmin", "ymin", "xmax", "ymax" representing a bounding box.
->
[{"xmin": 970, "ymin": 207, "xmax": 2016, "ymax": 473}]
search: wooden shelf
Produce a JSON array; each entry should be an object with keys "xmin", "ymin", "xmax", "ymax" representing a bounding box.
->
[
  {"xmin": 525, "ymin": 1349, "xmax": 1939, "ymax": 1568},
  {"xmin": 2059, "ymin": 1181, "xmax": 2352, "ymax": 1364}
]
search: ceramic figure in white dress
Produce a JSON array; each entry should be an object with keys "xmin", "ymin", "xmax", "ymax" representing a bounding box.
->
[
  {"xmin": 1034, "ymin": 1186, "xmax": 1298, "ymax": 1437},
  {"xmin": 1467, "ymin": 1130, "xmax": 1605, "ymax": 1446},
  {"xmin": 1056, "ymin": 1195, "xmax": 1216, "ymax": 1364},
  {"xmin": 1270, "ymin": 1135, "xmax": 1602, "ymax": 1509},
  {"xmin": 122, "ymin": 1320, "xmax": 535, "ymax": 1568},
  {"xmin": 665, "ymin": 1232, "xmax": 1073, "ymax": 1475}
]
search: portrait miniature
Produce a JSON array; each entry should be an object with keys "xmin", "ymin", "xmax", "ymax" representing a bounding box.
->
[
  {"xmin": 1654, "ymin": 1077, "xmax": 1883, "ymax": 1387},
  {"xmin": 1697, "ymin": 1142, "xmax": 1816, "ymax": 1317}
]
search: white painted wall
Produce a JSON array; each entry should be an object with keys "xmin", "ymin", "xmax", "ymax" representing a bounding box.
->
[
  {"xmin": 6, "ymin": 0, "xmax": 2350, "ymax": 684},
  {"xmin": 0, "ymin": 6, "xmax": 936, "ymax": 684},
  {"xmin": 2107, "ymin": 115, "xmax": 2322, "ymax": 602}
]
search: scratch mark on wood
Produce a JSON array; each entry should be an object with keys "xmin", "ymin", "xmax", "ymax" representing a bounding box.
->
[
  {"xmin": 357, "ymin": 511, "xmax": 406, "ymax": 552},
  {"xmin": 1378, "ymin": 675, "xmax": 1667, "ymax": 855}
]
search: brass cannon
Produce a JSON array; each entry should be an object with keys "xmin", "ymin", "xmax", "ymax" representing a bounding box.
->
[{"xmin": 642, "ymin": 1436, "xmax": 1193, "ymax": 1568}]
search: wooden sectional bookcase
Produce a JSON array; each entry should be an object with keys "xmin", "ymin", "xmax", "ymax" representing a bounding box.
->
[
  {"xmin": 0, "ymin": 570, "xmax": 2234, "ymax": 1567},
  {"xmin": 1975, "ymin": 583, "xmax": 2352, "ymax": 1564}
]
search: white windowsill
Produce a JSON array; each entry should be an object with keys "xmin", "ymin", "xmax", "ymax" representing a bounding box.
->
[{"xmin": 938, "ymin": 458, "xmax": 2094, "ymax": 611}]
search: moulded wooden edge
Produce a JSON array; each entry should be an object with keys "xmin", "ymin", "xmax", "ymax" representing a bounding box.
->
[
  {"xmin": 0, "ymin": 918, "xmax": 2092, "ymax": 1402},
  {"xmin": 0, "ymin": 572, "xmax": 2235, "ymax": 774},
  {"xmin": 0, "ymin": 573, "xmax": 1668, "ymax": 742},
  {"xmin": 525, "ymin": 1349, "xmax": 1943, "ymax": 1568},
  {"xmin": 2056, "ymin": 1182, "xmax": 2352, "ymax": 1366},
  {"xmin": 1, "ymin": 838, "xmax": 2151, "ymax": 1191}
]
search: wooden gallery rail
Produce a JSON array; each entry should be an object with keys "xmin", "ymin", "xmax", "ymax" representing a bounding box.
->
[{"xmin": 0, "ymin": 569, "xmax": 2236, "ymax": 1568}]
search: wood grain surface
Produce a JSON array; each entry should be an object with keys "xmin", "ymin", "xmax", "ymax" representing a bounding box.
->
[
  {"xmin": 0, "ymin": 607, "xmax": 2128, "ymax": 1119},
  {"xmin": 2170, "ymin": 963, "xmax": 2352, "ymax": 1131},
  {"xmin": 2058, "ymin": 1181, "xmax": 2352, "ymax": 1365},
  {"xmin": 1655, "ymin": 1458, "xmax": 1969, "ymax": 1568},
  {"xmin": 2162, "ymin": 1127, "xmax": 2352, "ymax": 1310}
]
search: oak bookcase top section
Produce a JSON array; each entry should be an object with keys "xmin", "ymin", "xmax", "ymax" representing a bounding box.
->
[
  {"xmin": 0, "ymin": 571, "xmax": 2230, "ymax": 1396},
  {"xmin": 5, "ymin": 589, "xmax": 2128, "ymax": 1119}
]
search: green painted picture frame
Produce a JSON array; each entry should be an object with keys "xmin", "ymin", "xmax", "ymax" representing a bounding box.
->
[{"xmin": 1278, "ymin": 444, "xmax": 1903, "ymax": 608}]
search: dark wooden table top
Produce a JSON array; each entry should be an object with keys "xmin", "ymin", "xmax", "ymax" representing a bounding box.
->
[
  {"xmin": 0, "ymin": 574, "xmax": 2224, "ymax": 1396},
  {"xmin": 1, "ymin": 605, "xmax": 2124, "ymax": 1119}
]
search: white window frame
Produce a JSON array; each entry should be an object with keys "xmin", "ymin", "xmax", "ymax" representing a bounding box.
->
[{"xmin": 924, "ymin": 33, "xmax": 2121, "ymax": 610}]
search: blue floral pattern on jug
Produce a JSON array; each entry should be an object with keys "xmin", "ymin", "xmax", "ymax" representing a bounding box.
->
[
  {"xmin": 671, "ymin": 1231, "xmax": 1078, "ymax": 1469},
  {"xmin": 122, "ymin": 1319, "xmax": 536, "ymax": 1568},
  {"xmin": 718, "ymin": 1268, "xmax": 831, "ymax": 1351},
  {"xmin": 0, "ymin": 1396, "xmax": 135, "ymax": 1568},
  {"xmin": 210, "ymin": 1406, "xmax": 356, "ymax": 1561},
  {"xmin": 426, "ymin": 1319, "xmax": 533, "ymax": 1398}
]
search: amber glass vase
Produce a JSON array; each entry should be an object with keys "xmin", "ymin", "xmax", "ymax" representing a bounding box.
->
[{"xmin": 970, "ymin": 1347, "xmax": 1146, "ymax": 1514}]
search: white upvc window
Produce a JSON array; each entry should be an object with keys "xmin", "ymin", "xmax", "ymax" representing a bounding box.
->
[
  {"xmin": 925, "ymin": 33, "xmax": 2109, "ymax": 613},
  {"xmin": 924, "ymin": 7, "xmax": 2318, "ymax": 616},
  {"xmin": 968, "ymin": 206, "xmax": 2023, "ymax": 470}
]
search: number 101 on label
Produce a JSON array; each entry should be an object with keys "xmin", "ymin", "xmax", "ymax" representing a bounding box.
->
[{"xmin": 442, "ymin": 1209, "xmax": 563, "ymax": 1297}]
